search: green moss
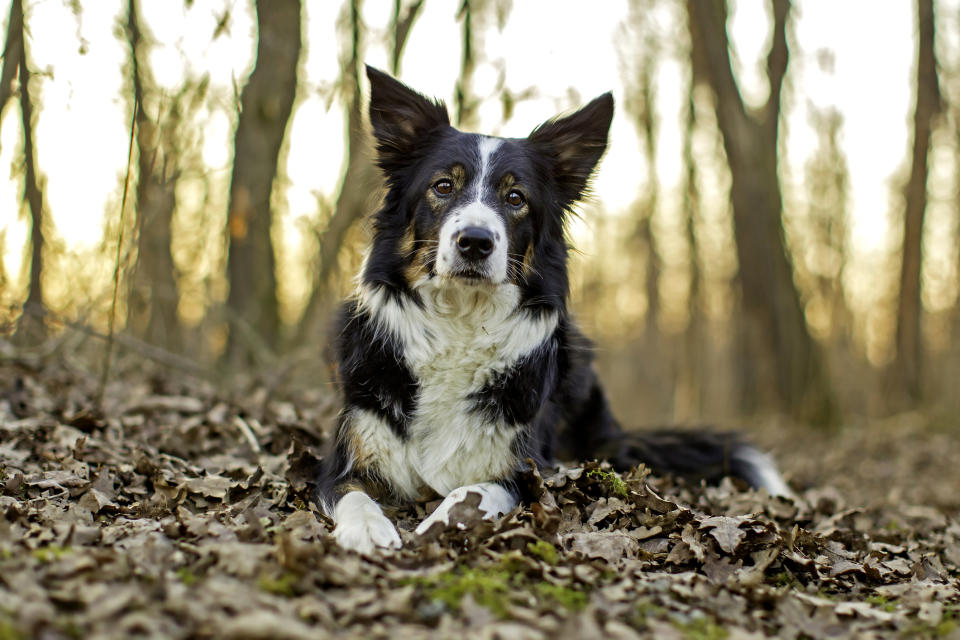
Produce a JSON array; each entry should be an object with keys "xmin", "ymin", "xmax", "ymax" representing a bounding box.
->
[
  {"xmin": 258, "ymin": 572, "xmax": 299, "ymax": 597},
  {"xmin": 0, "ymin": 619, "xmax": 25, "ymax": 640},
  {"xmin": 534, "ymin": 582, "xmax": 588, "ymax": 611},
  {"xmin": 30, "ymin": 546, "xmax": 70, "ymax": 563},
  {"xmin": 411, "ymin": 566, "xmax": 513, "ymax": 618},
  {"xmin": 175, "ymin": 567, "xmax": 199, "ymax": 586},
  {"xmin": 769, "ymin": 570, "xmax": 800, "ymax": 589},
  {"xmin": 407, "ymin": 562, "xmax": 592, "ymax": 619},
  {"xmin": 526, "ymin": 540, "xmax": 559, "ymax": 566},
  {"xmin": 935, "ymin": 619, "xmax": 958, "ymax": 637},
  {"xmin": 628, "ymin": 601, "xmax": 666, "ymax": 629},
  {"xmin": 673, "ymin": 616, "xmax": 729, "ymax": 640},
  {"xmin": 864, "ymin": 595, "xmax": 897, "ymax": 613},
  {"xmin": 54, "ymin": 619, "xmax": 83, "ymax": 640},
  {"xmin": 586, "ymin": 469, "xmax": 629, "ymax": 498}
]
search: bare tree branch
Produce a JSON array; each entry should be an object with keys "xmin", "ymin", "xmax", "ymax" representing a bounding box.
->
[{"xmin": 762, "ymin": 0, "xmax": 790, "ymax": 137}]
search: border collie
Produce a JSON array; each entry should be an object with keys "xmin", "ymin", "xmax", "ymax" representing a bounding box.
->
[{"xmin": 315, "ymin": 66, "xmax": 789, "ymax": 554}]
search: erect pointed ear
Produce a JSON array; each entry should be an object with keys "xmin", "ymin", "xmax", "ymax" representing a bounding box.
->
[
  {"xmin": 366, "ymin": 65, "xmax": 450, "ymax": 170},
  {"xmin": 528, "ymin": 93, "xmax": 614, "ymax": 205}
]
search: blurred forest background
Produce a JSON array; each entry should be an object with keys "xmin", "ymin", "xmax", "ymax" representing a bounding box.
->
[{"xmin": 2, "ymin": 0, "xmax": 960, "ymax": 429}]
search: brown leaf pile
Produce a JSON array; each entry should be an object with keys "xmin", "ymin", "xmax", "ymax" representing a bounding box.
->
[{"xmin": 1, "ymin": 359, "xmax": 959, "ymax": 639}]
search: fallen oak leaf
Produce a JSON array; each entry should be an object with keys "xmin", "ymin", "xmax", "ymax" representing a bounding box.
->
[
  {"xmin": 700, "ymin": 515, "xmax": 751, "ymax": 554},
  {"xmin": 680, "ymin": 524, "xmax": 708, "ymax": 563}
]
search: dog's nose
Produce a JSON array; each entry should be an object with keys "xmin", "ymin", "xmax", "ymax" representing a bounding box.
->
[{"xmin": 456, "ymin": 227, "xmax": 495, "ymax": 260}]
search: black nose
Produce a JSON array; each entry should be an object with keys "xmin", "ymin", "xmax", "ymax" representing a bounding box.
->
[{"xmin": 456, "ymin": 227, "xmax": 495, "ymax": 260}]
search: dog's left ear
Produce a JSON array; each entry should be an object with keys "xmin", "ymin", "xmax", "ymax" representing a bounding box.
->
[
  {"xmin": 528, "ymin": 93, "xmax": 614, "ymax": 205},
  {"xmin": 366, "ymin": 65, "xmax": 450, "ymax": 171}
]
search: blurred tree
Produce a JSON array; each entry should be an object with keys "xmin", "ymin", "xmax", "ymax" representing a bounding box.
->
[
  {"xmin": 0, "ymin": 0, "xmax": 21, "ymax": 142},
  {"xmin": 675, "ymin": 66, "xmax": 704, "ymax": 420},
  {"xmin": 297, "ymin": 0, "xmax": 424, "ymax": 342},
  {"xmin": 125, "ymin": 0, "xmax": 182, "ymax": 351},
  {"xmin": 391, "ymin": 0, "xmax": 424, "ymax": 76},
  {"xmin": 803, "ymin": 104, "xmax": 851, "ymax": 346},
  {"xmin": 453, "ymin": 0, "xmax": 511, "ymax": 130},
  {"xmin": 455, "ymin": 0, "xmax": 478, "ymax": 129},
  {"xmin": 224, "ymin": 0, "xmax": 301, "ymax": 365},
  {"xmin": 954, "ymin": 98, "xmax": 960, "ymax": 345},
  {"xmin": 890, "ymin": 0, "xmax": 942, "ymax": 405},
  {"xmin": 625, "ymin": 43, "xmax": 661, "ymax": 338},
  {"xmin": 6, "ymin": 0, "xmax": 47, "ymax": 342},
  {"xmin": 686, "ymin": 0, "xmax": 837, "ymax": 425}
]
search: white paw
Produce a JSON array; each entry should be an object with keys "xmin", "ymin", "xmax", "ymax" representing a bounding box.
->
[
  {"xmin": 332, "ymin": 491, "xmax": 402, "ymax": 554},
  {"xmin": 415, "ymin": 483, "xmax": 516, "ymax": 535}
]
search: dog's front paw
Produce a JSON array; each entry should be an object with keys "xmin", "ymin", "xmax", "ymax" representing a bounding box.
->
[
  {"xmin": 333, "ymin": 513, "xmax": 401, "ymax": 554},
  {"xmin": 415, "ymin": 483, "xmax": 515, "ymax": 536},
  {"xmin": 332, "ymin": 491, "xmax": 402, "ymax": 554}
]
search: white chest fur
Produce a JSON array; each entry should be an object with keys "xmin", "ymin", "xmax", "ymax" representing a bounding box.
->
[{"xmin": 353, "ymin": 281, "xmax": 558, "ymax": 497}]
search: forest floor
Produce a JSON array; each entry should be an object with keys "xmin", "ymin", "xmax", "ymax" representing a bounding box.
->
[{"xmin": 1, "ymin": 351, "xmax": 959, "ymax": 639}]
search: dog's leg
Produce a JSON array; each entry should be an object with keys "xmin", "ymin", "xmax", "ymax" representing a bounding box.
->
[
  {"xmin": 331, "ymin": 490, "xmax": 402, "ymax": 554},
  {"xmin": 414, "ymin": 483, "xmax": 516, "ymax": 535},
  {"xmin": 315, "ymin": 423, "xmax": 403, "ymax": 554}
]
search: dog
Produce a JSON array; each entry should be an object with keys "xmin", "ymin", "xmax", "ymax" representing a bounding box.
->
[{"xmin": 313, "ymin": 66, "xmax": 790, "ymax": 554}]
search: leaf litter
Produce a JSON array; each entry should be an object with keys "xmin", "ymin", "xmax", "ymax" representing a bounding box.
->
[{"xmin": 1, "ymin": 358, "xmax": 959, "ymax": 639}]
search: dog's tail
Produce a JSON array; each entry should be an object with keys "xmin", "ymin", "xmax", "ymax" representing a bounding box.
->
[{"xmin": 609, "ymin": 429, "xmax": 792, "ymax": 497}]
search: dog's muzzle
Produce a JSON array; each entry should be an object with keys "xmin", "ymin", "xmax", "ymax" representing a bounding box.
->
[{"xmin": 436, "ymin": 202, "xmax": 507, "ymax": 282}]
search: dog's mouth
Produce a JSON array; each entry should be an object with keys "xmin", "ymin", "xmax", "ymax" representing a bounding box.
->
[
  {"xmin": 451, "ymin": 267, "xmax": 490, "ymax": 282},
  {"xmin": 440, "ymin": 262, "xmax": 495, "ymax": 284}
]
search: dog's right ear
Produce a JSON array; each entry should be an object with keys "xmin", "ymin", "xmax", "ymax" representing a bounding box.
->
[{"xmin": 366, "ymin": 66, "xmax": 449, "ymax": 170}]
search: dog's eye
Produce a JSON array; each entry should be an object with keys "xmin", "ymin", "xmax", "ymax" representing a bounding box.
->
[
  {"xmin": 506, "ymin": 190, "xmax": 525, "ymax": 207},
  {"xmin": 433, "ymin": 180, "xmax": 453, "ymax": 196}
]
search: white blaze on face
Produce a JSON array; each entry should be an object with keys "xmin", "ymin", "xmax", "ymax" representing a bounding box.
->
[{"xmin": 435, "ymin": 137, "xmax": 508, "ymax": 283}]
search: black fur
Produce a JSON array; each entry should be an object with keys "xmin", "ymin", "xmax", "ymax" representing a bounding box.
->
[{"xmin": 335, "ymin": 301, "xmax": 419, "ymax": 436}]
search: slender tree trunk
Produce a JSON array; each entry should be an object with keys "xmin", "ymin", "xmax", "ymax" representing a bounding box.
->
[
  {"xmin": 953, "ymin": 103, "xmax": 960, "ymax": 345},
  {"xmin": 0, "ymin": 0, "xmax": 22, "ymax": 142},
  {"xmin": 125, "ymin": 0, "xmax": 181, "ymax": 350},
  {"xmin": 297, "ymin": 0, "xmax": 424, "ymax": 342},
  {"xmin": 296, "ymin": 0, "xmax": 367, "ymax": 343},
  {"xmin": 12, "ymin": 0, "xmax": 46, "ymax": 341},
  {"xmin": 676, "ymin": 68, "xmax": 703, "ymax": 421},
  {"xmin": 391, "ymin": 0, "xmax": 424, "ymax": 76},
  {"xmin": 455, "ymin": 0, "xmax": 478, "ymax": 129},
  {"xmin": 224, "ymin": 0, "xmax": 301, "ymax": 365},
  {"xmin": 686, "ymin": 0, "xmax": 837, "ymax": 425},
  {"xmin": 892, "ymin": 0, "xmax": 941, "ymax": 405},
  {"xmin": 632, "ymin": 53, "xmax": 660, "ymax": 338}
]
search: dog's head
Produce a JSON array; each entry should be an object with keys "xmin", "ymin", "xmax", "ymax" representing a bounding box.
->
[{"xmin": 363, "ymin": 66, "xmax": 613, "ymax": 309}]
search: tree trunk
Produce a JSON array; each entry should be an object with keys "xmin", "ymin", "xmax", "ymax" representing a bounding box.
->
[
  {"xmin": 686, "ymin": 0, "xmax": 837, "ymax": 425},
  {"xmin": 391, "ymin": 0, "xmax": 424, "ymax": 76},
  {"xmin": 224, "ymin": 0, "xmax": 301, "ymax": 365},
  {"xmin": 676, "ymin": 67, "xmax": 703, "ymax": 421},
  {"xmin": 12, "ymin": 0, "xmax": 46, "ymax": 342},
  {"xmin": 891, "ymin": 0, "xmax": 941, "ymax": 405},
  {"xmin": 297, "ymin": 0, "xmax": 424, "ymax": 343},
  {"xmin": 0, "ymin": 0, "xmax": 22, "ymax": 144},
  {"xmin": 125, "ymin": 0, "xmax": 181, "ymax": 350},
  {"xmin": 295, "ymin": 1, "xmax": 367, "ymax": 343},
  {"xmin": 455, "ymin": 0, "xmax": 478, "ymax": 129},
  {"xmin": 632, "ymin": 53, "xmax": 660, "ymax": 338}
]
